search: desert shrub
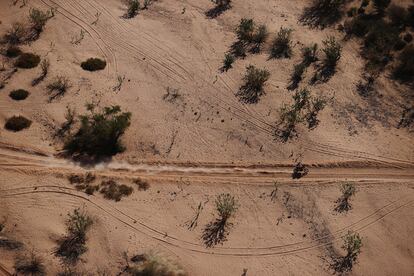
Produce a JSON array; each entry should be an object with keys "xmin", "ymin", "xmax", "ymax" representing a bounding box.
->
[
  {"xmin": 373, "ymin": 0, "xmax": 390, "ymax": 16},
  {"xmin": 362, "ymin": 22, "xmax": 399, "ymax": 71},
  {"xmin": 55, "ymin": 208, "xmax": 93, "ymax": 264},
  {"xmin": 300, "ymin": 0, "xmax": 345, "ymax": 28},
  {"xmin": 2, "ymin": 22, "xmax": 26, "ymax": 44},
  {"xmin": 222, "ymin": 53, "xmax": 235, "ymax": 72},
  {"xmin": 64, "ymin": 104, "xmax": 131, "ymax": 157},
  {"xmin": 270, "ymin": 27, "xmax": 293, "ymax": 58},
  {"xmin": 306, "ymin": 96, "xmax": 327, "ymax": 128},
  {"xmin": 15, "ymin": 53, "xmax": 41, "ymax": 69},
  {"xmin": 322, "ymin": 36, "xmax": 341, "ymax": 69},
  {"xmin": 332, "ymin": 231, "xmax": 362, "ymax": 273},
  {"xmin": 392, "ymin": 45, "xmax": 414, "ymax": 83},
  {"xmin": 124, "ymin": 0, "xmax": 140, "ymax": 18},
  {"xmin": 398, "ymin": 107, "xmax": 414, "ymax": 129},
  {"xmin": 302, "ymin": 43, "xmax": 318, "ymax": 65},
  {"xmin": 28, "ymin": 8, "xmax": 54, "ymax": 38},
  {"xmin": 14, "ymin": 252, "xmax": 45, "ymax": 276},
  {"xmin": 236, "ymin": 65, "xmax": 270, "ymax": 103},
  {"xmin": 133, "ymin": 178, "xmax": 150, "ymax": 191},
  {"xmin": 251, "ymin": 24, "xmax": 268, "ymax": 53},
  {"xmin": 9, "ymin": 89, "xmax": 29, "ymax": 101},
  {"xmin": 0, "ymin": 237, "xmax": 24, "ymax": 250},
  {"xmin": 47, "ymin": 76, "xmax": 71, "ymax": 100},
  {"xmin": 335, "ymin": 183, "xmax": 356, "ymax": 212},
  {"xmin": 206, "ymin": 0, "xmax": 231, "ymax": 18},
  {"xmin": 5, "ymin": 45, "xmax": 22, "ymax": 58},
  {"xmin": 99, "ymin": 180, "xmax": 133, "ymax": 201},
  {"xmin": 56, "ymin": 106, "xmax": 77, "ymax": 138},
  {"xmin": 230, "ymin": 40, "xmax": 246, "ymax": 58},
  {"xmin": 5, "ymin": 116, "xmax": 32, "ymax": 131},
  {"xmin": 80, "ymin": 58, "xmax": 106, "ymax": 71},
  {"xmin": 356, "ymin": 73, "xmax": 376, "ymax": 97},
  {"xmin": 288, "ymin": 62, "xmax": 306, "ymax": 90},
  {"xmin": 126, "ymin": 253, "xmax": 187, "ymax": 276},
  {"xmin": 344, "ymin": 16, "xmax": 374, "ymax": 37},
  {"xmin": 32, "ymin": 59, "xmax": 50, "ymax": 86},
  {"xmin": 236, "ymin": 18, "xmax": 254, "ymax": 42},
  {"xmin": 68, "ymin": 172, "xmax": 97, "ymax": 194},
  {"xmin": 202, "ymin": 193, "xmax": 238, "ymax": 247}
]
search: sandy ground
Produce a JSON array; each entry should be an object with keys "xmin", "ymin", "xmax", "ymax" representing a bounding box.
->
[{"xmin": 0, "ymin": 0, "xmax": 413, "ymax": 275}]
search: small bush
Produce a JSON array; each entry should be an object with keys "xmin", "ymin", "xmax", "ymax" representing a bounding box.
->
[
  {"xmin": 332, "ymin": 231, "xmax": 362, "ymax": 273},
  {"xmin": 133, "ymin": 178, "xmax": 150, "ymax": 191},
  {"xmin": 126, "ymin": 253, "xmax": 187, "ymax": 276},
  {"xmin": 288, "ymin": 62, "xmax": 306, "ymax": 90},
  {"xmin": 64, "ymin": 104, "xmax": 131, "ymax": 157},
  {"xmin": 9, "ymin": 89, "xmax": 29, "ymax": 101},
  {"xmin": 322, "ymin": 36, "xmax": 341, "ymax": 69},
  {"xmin": 5, "ymin": 46, "xmax": 22, "ymax": 58},
  {"xmin": 55, "ymin": 208, "xmax": 93, "ymax": 264},
  {"xmin": 32, "ymin": 59, "xmax": 50, "ymax": 86},
  {"xmin": 393, "ymin": 45, "xmax": 414, "ymax": 83},
  {"xmin": 80, "ymin": 57, "xmax": 107, "ymax": 71},
  {"xmin": 14, "ymin": 252, "xmax": 45, "ymax": 276},
  {"xmin": 15, "ymin": 53, "xmax": 41, "ymax": 69},
  {"xmin": 47, "ymin": 76, "xmax": 71, "ymax": 100},
  {"xmin": 302, "ymin": 43, "xmax": 318, "ymax": 65},
  {"xmin": 2, "ymin": 22, "xmax": 26, "ymax": 45},
  {"xmin": 222, "ymin": 53, "xmax": 235, "ymax": 72},
  {"xmin": 5, "ymin": 116, "xmax": 32, "ymax": 131},
  {"xmin": 292, "ymin": 162, "xmax": 309, "ymax": 179},
  {"xmin": 29, "ymin": 8, "xmax": 54, "ymax": 39},
  {"xmin": 335, "ymin": 183, "xmax": 356, "ymax": 212},
  {"xmin": 251, "ymin": 24, "xmax": 268, "ymax": 53},
  {"xmin": 236, "ymin": 18, "xmax": 254, "ymax": 42},
  {"xmin": 206, "ymin": 0, "xmax": 232, "ymax": 18},
  {"xmin": 100, "ymin": 180, "xmax": 133, "ymax": 201},
  {"xmin": 270, "ymin": 27, "xmax": 293, "ymax": 59},
  {"xmin": 306, "ymin": 96, "xmax": 326, "ymax": 128},
  {"xmin": 236, "ymin": 65, "xmax": 270, "ymax": 103},
  {"xmin": 300, "ymin": 0, "xmax": 345, "ymax": 29},
  {"xmin": 124, "ymin": 0, "xmax": 140, "ymax": 19},
  {"xmin": 202, "ymin": 193, "xmax": 238, "ymax": 247}
]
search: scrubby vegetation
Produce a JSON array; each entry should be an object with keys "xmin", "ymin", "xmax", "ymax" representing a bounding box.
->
[
  {"xmin": 55, "ymin": 208, "xmax": 93, "ymax": 264},
  {"xmin": 5, "ymin": 45, "xmax": 22, "ymax": 58},
  {"xmin": 300, "ymin": 0, "xmax": 346, "ymax": 29},
  {"xmin": 14, "ymin": 252, "xmax": 45, "ymax": 276},
  {"xmin": 206, "ymin": 0, "xmax": 232, "ymax": 18},
  {"xmin": 124, "ymin": 0, "xmax": 140, "ymax": 18},
  {"xmin": 9, "ymin": 89, "xmax": 29, "ymax": 101},
  {"xmin": 133, "ymin": 178, "xmax": 150, "ymax": 191},
  {"xmin": 221, "ymin": 53, "xmax": 235, "ymax": 72},
  {"xmin": 270, "ymin": 27, "xmax": 293, "ymax": 59},
  {"xmin": 392, "ymin": 45, "xmax": 414, "ymax": 84},
  {"xmin": 288, "ymin": 44, "xmax": 318, "ymax": 90},
  {"xmin": 47, "ymin": 76, "xmax": 71, "ymax": 101},
  {"xmin": 56, "ymin": 106, "xmax": 77, "ymax": 138},
  {"xmin": 15, "ymin": 53, "xmax": 41, "ymax": 69},
  {"xmin": 236, "ymin": 65, "xmax": 270, "ymax": 103},
  {"xmin": 80, "ymin": 58, "xmax": 107, "ymax": 71},
  {"xmin": 310, "ymin": 36, "xmax": 341, "ymax": 83},
  {"xmin": 100, "ymin": 179, "xmax": 133, "ymax": 201},
  {"xmin": 276, "ymin": 88, "xmax": 326, "ymax": 141},
  {"xmin": 332, "ymin": 231, "xmax": 363, "ymax": 273},
  {"xmin": 68, "ymin": 172, "xmax": 99, "ymax": 195},
  {"xmin": 2, "ymin": 22, "xmax": 26, "ymax": 45},
  {"xmin": 28, "ymin": 8, "xmax": 54, "ymax": 40},
  {"xmin": 124, "ymin": 252, "xmax": 187, "ymax": 276},
  {"xmin": 32, "ymin": 59, "xmax": 50, "ymax": 86},
  {"xmin": 5, "ymin": 115, "xmax": 32, "ymax": 132},
  {"xmin": 202, "ymin": 193, "xmax": 238, "ymax": 247},
  {"xmin": 64, "ymin": 104, "xmax": 131, "ymax": 158},
  {"xmin": 335, "ymin": 183, "xmax": 356, "ymax": 212},
  {"xmin": 292, "ymin": 162, "xmax": 309, "ymax": 179}
]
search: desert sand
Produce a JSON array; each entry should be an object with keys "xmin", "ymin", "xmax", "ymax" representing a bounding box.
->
[{"xmin": 0, "ymin": 0, "xmax": 413, "ymax": 275}]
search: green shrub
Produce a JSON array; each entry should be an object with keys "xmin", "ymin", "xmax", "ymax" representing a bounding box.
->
[
  {"xmin": 270, "ymin": 27, "xmax": 293, "ymax": 58},
  {"xmin": 288, "ymin": 62, "xmax": 306, "ymax": 90},
  {"xmin": 335, "ymin": 183, "xmax": 356, "ymax": 212},
  {"xmin": 9, "ymin": 89, "xmax": 29, "ymax": 101},
  {"xmin": 300, "ymin": 0, "xmax": 345, "ymax": 28},
  {"xmin": 2, "ymin": 22, "xmax": 26, "ymax": 45},
  {"xmin": 14, "ymin": 252, "xmax": 45, "ymax": 276},
  {"xmin": 99, "ymin": 180, "xmax": 133, "ymax": 201},
  {"xmin": 306, "ymin": 96, "xmax": 326, "ymax": 128},
  {"xmin": 64, "ymin": 104, "xmax": 131, "ymax": 157},
  {"xmin": 236, "ymin": 65, "xmax": 270, "ymax": 103},
  {"xmin": 32, "ymin": 59, "xmax": 50, "ymax": 86},
  {"xmin": 222, "ymin": 53, "xmax": 235, "ymax": 71},
  {"xmin": 332, "ymin": 231, "xmax": 362, "ymax": 273},
  {"xmin": 344, "ymin": 16, "xmax": 374, "ymax": 37},
  {"xmin": 202, "ymin": 193, "xmax": 238, "ymax": 247},
  {"xmin": 236, "ymin": 18, "xmax": 254, "ymax": 42},
  {"xmin": 5, "ymin": 116, "xmax": 32, "ymax": 132},
  {"xmin": 55, "ymin": 208, "xmax": 93, "ymax": 264},
  {"xmin": 302, "ymin": 43, "xmax": 318, "ymax": 65},
  {"xmin": 251, "ymin": 24, "xmax": 268, "ymax": 52},
  {"xmin": 211, "ymin": 0, "xmax": 231, "ymax": 8},
  {"xmin": 322, "ymin": 36, "xmax": 341, "ymax": 69},
  {"xmin": 125, "ymin": 0, "xmax": 140, "ymax": 18},
  {"xmin": 15, "ymin": 53, "xmax": 41, "ymax": 69},
  {"xmin": 29, "ymin": 8, "xmax": 54, "ymax": 37},
  {"xmin": 133, "ymin": 178, "xmax": 150, "ymax": 191},
  {"xmin": 47, "ymin": 76, "xmax": 71, "ymax": 100},
  {"xmin": 80, "ymin": 57, "xmax": 107, "ymax": 71},
  {"xmin": 393, "ymin": 45, "xmax": 414, "ymax": 83},
  {"xmin": 5, "ymin": 46, "xmax": 22, "ymax": 58}
]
